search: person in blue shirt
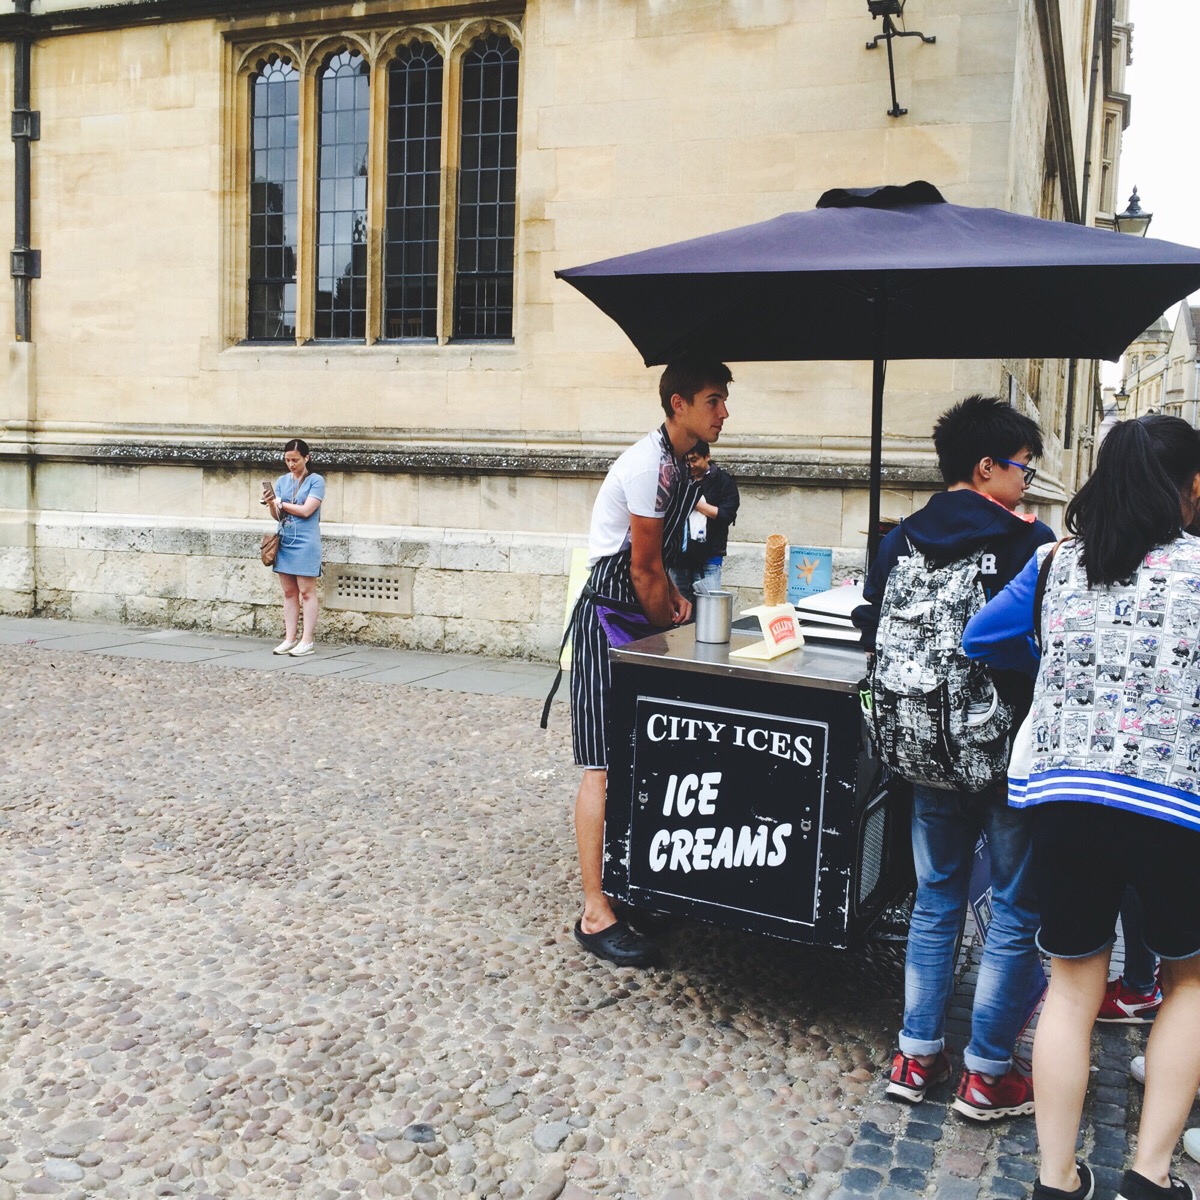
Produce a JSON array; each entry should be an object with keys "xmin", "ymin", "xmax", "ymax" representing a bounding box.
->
[
  {"xmin": 964, "ymin": 415, "xmax": 1200, "ymax": 1200},
  {"xmin": 261, "ymin": 437, "xmax": 326, "ymax": 657},
  {"xmin": 854, "ymin": 394, "xmax": 1055, "ymax": 1122}
]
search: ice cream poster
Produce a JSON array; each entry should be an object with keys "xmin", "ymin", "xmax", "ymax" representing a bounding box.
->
[{"xmin": 787, "ymin": 547, "xmax": 833, "ymax": 603}]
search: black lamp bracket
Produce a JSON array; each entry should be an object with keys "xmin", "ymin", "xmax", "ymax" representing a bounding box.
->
[{"xmin": 866, "ymin": 3, "xmax": 935, "ymax": 118}]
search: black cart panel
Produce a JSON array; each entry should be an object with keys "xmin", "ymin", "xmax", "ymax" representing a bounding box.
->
[{"xmin": 604, "ymin": 627, "xmax": 913, "ymax": 948}]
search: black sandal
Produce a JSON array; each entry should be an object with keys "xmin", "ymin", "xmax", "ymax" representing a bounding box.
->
[{"xmin": 573, "ymin": 917, "xmax": 662, "ymax": 967}]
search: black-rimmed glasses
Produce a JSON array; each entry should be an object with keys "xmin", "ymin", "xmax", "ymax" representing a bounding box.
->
[{"xmin": 994, "ymin": 457, "xmax": 1037, "ymax": 486}]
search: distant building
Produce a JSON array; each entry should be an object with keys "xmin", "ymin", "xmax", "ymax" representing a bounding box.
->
[
  {"xmin": 0, "ymin": 0, "xmax": 1138, "ymax": 655},
  {"xmin": 1118, "ymin": 304, "xmax": 1200, "ymax": 427}
]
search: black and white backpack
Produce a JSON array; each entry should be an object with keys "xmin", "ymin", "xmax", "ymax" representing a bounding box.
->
[{"xmin": 865, "ymin": 540, "xmax": 1013, "ymax": 792}]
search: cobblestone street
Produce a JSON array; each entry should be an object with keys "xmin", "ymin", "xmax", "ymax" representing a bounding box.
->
[{"xmin": 1, "ymin": 622, "xmax": 1196, "ymax": 1200}]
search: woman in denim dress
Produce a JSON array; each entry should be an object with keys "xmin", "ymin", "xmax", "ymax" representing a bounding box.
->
[{"xmin": 261, "ymin": 437, "xmax": 325, "ymax": 657}]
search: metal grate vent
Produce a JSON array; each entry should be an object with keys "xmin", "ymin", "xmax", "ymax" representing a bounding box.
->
[
  {"xmin": 324, "ymin": 565, "xmax": 413, "ymax": 615},
  {"xmin": 857, "ymin": 800, "xmax": 887, "ymax": 908}
]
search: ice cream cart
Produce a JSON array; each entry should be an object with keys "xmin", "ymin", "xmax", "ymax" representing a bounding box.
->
[{"xmin": 602, "ymin": 623, "xmax": 914, "ymax": 949}]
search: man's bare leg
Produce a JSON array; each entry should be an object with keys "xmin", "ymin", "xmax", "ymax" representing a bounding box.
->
[{"xmin": 576, "ymin": 768, "xmax": 618, "ymax": 934}]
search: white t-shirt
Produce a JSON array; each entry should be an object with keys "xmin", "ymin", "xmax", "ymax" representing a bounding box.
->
[{"xmin": 587, "ymin": 427, "xmax": 679, "ymax": 567}]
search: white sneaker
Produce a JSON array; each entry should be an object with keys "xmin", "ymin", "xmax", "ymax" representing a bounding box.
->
[
  {"xmin": 288, "ymin": 642, "xmax": 315, "ymax": 657},
  {"xmin": 272, "ymin": 639, "xmax": 298, "ymax": 655},
  {"xmin": 1129, "ymin": 1055, "xmax": 1200, "ymax": 1099},
  {"xmin": 1185, "ymin": 1128, "xmax": 1200, "ymax": 1164}
]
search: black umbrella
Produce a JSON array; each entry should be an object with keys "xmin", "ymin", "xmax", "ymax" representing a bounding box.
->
[{"xmin": 556, "ymin": 181, "xmax": 1200, "ymax": 557}]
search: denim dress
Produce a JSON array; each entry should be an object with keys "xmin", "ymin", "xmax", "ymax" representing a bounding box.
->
[{"xmin": 272, "ymin": 472, "xmax": 325, "ymax": 578}]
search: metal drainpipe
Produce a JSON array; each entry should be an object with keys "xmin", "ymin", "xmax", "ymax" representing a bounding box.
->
[{"xmin": 11, "ymin": 0, "xmax": 40, "ymax": 342}]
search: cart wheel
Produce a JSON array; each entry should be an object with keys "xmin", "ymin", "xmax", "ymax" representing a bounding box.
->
[
  {"xmin": 614, "ymin": 899, "xmax": 677, "ymax": 936},
  {"xmin": 870, "ymin": 891, "xmax": 970, "ymax": 966},
  {"xmin": 869, "ymin": 890, "xmax": 913, "ymax": 943}
]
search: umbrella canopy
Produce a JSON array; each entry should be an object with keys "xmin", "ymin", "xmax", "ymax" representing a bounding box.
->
[
  {"xmin": 556, "ymin": 182, "xmax": 1200, "ymax": 365},
  {"xmin": 556, "ymin": 182, "xmax": 1200, "ymax": 560}
]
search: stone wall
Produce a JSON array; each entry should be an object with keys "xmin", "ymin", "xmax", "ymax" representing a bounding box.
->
[
  {"xmin": 21, "ymin": 510, "xmax": 876, "ymax": 659},
  {"xmin": 0, "ymin": 0, "xmax": 1096, "ymax": 651}
]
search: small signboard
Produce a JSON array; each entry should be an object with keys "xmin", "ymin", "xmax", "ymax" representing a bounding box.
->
[
  {"xmin": 788, "ymin": 546, "xmax": 834, "ymax": 604},
  {"xmin": 627, "ymin": 696, "xmax": 828, "ymax": 926}
]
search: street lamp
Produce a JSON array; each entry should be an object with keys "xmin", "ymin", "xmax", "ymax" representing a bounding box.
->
[
  {"xmin": 1113, "ymin": 384, "xmax": 1130, "ymax": 414},
  {"xmin": 1114, "ymin": 187, "xmax": 1153, "ymax": 238},
  {"xmin": 865, "ymin": 0, "xmax": 935, "ymax": 119}
]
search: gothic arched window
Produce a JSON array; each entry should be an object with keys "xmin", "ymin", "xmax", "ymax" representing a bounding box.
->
[
  {"xmin": 454, "ymin": 34, "xmax": 518, "ymax": 339},
  {"xmin": 315, "ymin": 49, "xmax": 370, "ymax": 340},
  {"xmin": 384, "ymin": 41, "xmax": 444, "ymax": 340},
  {"xmin": 248, "ymin": 57, "xmax": 299, "ymax": 340}
]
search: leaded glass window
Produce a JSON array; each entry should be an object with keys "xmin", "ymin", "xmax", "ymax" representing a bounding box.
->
[
  {"xmin": 454, "ymin": 34, "xmax": 518, "ymax": 340},
  {"xmin": 248, "ymin": 57, "xmax": 298, "ymax": 340},
  {"xmin": 315, "ymin": 49, "xmax": 370, "ymax": 340},
  {"xmin": 384, "ymin": 41, "xmax": 443, "ymax": 340}
]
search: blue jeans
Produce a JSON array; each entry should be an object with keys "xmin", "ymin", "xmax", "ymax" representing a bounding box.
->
[
  {"xmin": 899, "ymin": 785, "xmax": 1040, "ymax": 1077},
  {"xmin": 671, "ymin": 557, "xmax": 724, "ymax": 605}
]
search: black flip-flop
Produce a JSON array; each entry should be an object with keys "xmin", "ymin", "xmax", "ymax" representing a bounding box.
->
[{"xmin": 573, "ymin": 918, "xmax": 662, "ymax": 967}]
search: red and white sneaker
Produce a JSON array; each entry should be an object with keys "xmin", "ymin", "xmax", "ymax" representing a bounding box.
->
[
  {"xmin": 952, "ymin": 1067, "xmax": 1035, "ymax": 1122},
  {"xmin": 886, "ymin": 1050, "xmax": 952, "ymax": 1103},
  {"xmin": 1097, "ymin": 975, "xmax": 1162, "ymax": 1023}
]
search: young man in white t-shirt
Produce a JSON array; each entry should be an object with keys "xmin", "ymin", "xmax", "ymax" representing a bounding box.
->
[{"xmin": 571, "ymin": 359, "xmax": 733, "ymax": 966}]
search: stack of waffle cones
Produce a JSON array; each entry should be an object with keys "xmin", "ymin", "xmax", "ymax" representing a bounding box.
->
[{"xmin": 763, "ymin": 534, "xmax": 788, "ymax": 606}]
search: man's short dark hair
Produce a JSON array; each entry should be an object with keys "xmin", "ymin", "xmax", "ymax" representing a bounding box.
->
[
  {"xmin": 687, "ymin": 440, "xmax": 711, "ymax": 458},
  {"xmin": 658, "ymin": 359, "xmax": 733, "ymax": 418},
  {"xmin": 932, "ymin": 394, "xmax": 1044, "ymax": 485}
]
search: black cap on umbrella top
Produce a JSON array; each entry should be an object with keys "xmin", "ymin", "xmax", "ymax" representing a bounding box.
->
[{"xmin": 816, "ymin": 180, "xmax": 945, "ymax": 210}]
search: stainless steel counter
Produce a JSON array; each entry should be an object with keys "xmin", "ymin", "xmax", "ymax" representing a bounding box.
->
[{"xmin": 610, "ymin": 624, "xmax": 869, "ymax": 694}]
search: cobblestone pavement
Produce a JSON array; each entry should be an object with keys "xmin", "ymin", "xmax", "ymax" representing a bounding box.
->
[{"xmin": 2, "ymin": 626, "xmax": 1198, "ymax": 1200}]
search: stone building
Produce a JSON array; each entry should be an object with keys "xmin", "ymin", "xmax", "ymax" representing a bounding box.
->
[
  {"xmin": 0, "ymin": 0, "xmax": 1136, "ymax": 658},
  {"xmin": 1118, "ymin": 303, "xmax": 1200, "ymax": 426}
]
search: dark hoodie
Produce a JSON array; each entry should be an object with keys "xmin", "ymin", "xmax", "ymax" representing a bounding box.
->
[{"xmin": 852, "ymin": 489, "xmax": 1055, "ymax": 715}]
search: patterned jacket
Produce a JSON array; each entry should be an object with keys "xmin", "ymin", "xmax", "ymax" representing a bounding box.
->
[{"xmin": 965, "ymin": 535, "xmax": 1200, "ymax": 832}]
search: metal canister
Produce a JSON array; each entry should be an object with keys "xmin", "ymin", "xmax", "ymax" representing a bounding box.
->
[{"xmin": 694, "ymin": 589, "xmax": 734, "ymax": 643}]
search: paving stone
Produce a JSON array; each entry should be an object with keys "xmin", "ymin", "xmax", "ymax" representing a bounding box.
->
[
  {"xmin": 996, "ymin": 1155, "xmax": 1038, "ymax": 1183},
  {"xmin": 887, "ymin": 1167, "xmax": 926, "ymax": 1190},
  {"xmin": 903, "ymin": 1122, "xmax": 943, "ymax": 1143},
  {"xmin": 989, "ymin": 1176, "xmax": 1027, "ymax": 1199},
  {"xmin": 839, "ymin": 1168, "xmax": 885, "ymax": 1194},
  {"xmin": 1091, "ymin": 1102, "xmax": 1126, "ymax": 1127},
  {"xmin": 1093, "ymin": 1125, "xmax": 1128, "ymax": 1149},
  {"xmin": 933, "ymin": 1181, "xmax": 981, "ymax": 1200},
  {"xmin": 943, "ymin": 1150, "xmax": 987, "ymax": 1178},
  {"xmin": 848, "ymin": 1142, "xmax": 890, "ymax": 1169},
  {"xmin": 1093, "ymin": 1166, "xmax": 1126, "ymax": 1197},
  {"xmin": 892, "ymin": 1140, "xmax": 935, "ymax": 1171},
  {"xmin": 1091, "ymin": 1145, "xmax": 1126, "ymax": 1168},
  {"xmin": 856, "ymin": 1121, "xmax": 893, "ymax": 1147}
]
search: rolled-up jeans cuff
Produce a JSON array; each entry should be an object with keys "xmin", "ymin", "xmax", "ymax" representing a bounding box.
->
[
  {"xmin": 963, "ymin": 1050, "xmax": 1013, "ymax": 1077},
  {"xmin": 898, "ymin": 1034, "xmax": 944, "ymax": 1059}
]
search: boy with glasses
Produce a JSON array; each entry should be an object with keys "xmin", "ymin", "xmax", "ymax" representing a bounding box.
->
[{"xmin": 853, "ymin": 394, "xmax": 1056, "ymax": 1122}]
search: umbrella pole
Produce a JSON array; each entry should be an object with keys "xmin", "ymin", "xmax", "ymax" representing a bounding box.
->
[{"xmin": 867, "ymin": 356, "xmax": 885, "ymax": 568}]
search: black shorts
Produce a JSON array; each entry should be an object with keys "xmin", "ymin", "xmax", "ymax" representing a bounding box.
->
[{"xmin": 1031, "ymin": 800, "xmax": 1200, "ymax": 960}]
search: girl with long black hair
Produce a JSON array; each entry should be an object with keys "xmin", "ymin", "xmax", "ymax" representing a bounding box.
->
[{"xmin": 965, "ymin": 415, "xmax": 1200, "ymax": 1200}]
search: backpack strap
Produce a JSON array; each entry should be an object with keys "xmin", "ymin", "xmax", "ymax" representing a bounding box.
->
[{"xmin": 1032, "ymin": 537, "xmax": 1071, "ymax": 654}]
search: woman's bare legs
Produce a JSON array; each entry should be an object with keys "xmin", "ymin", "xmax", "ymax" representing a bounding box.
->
[
  {"xmin": 279, "ymin": 574, "xmax": 300, "ymax": 642},
  {"xmin": 1131, "ymin": 953, "xmax": 1200, "ymax": 1186},
  {"xmin": 1032, "ymin": 948, "xmax": 1111, "ymax": 1192},
  {"xmin": 296, "ymin": 575, "xmax": 319, "ymax": 644}
]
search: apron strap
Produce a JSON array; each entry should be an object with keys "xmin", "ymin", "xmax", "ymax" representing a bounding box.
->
[{"xmin": 540, "ymin": 582, "xmax": 645, "ymax": 729}]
